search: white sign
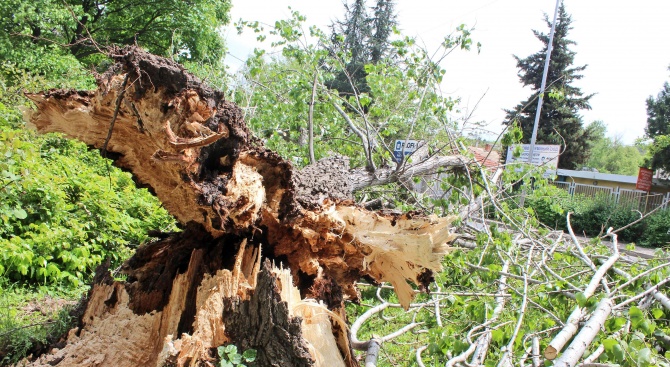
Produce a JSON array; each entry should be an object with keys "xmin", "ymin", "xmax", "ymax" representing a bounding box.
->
[
  {"xmin": 393, "ymin": 139, "xmax": 423, "ymax": 161},
  {"xmin": 505, "ymin": 144, "xmax": 560, "ymax": 177}
]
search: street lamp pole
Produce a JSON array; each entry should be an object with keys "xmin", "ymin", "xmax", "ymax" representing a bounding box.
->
[{"xmin": 519, "ymin": 0, "xmax": 561, "ymax": 207}]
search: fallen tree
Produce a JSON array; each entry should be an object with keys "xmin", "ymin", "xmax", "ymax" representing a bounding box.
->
[{"xmin": 22, "ymin": 46, "xmax": 459, "ymax": 367}]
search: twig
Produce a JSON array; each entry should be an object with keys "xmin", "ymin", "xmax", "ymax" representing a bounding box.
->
[
  {"xmin": 614, "ymin": 277, "xmax": 670, "ymax": 310},
  {"xmin": 567, "ymin": 213, "xmax": 611, "ymax": 295},
  {"xmin": 416, "ymin": 345, "xmax": 427, "ymax": 367},
  {"xmin": 600, "ymin": 196, "xmax": 670, "ymax": 239},
  {"xmin": 466, "ymin": 263, "xmax": 543, "ymax": 284},
  {"xmin": 102, "ymin": 74, "xmax": 130, "ymax": 155},
  {"xmin": 0, "ymin": 320, "xmax": 57, "ymax": 338},
  {"xmin": 448, "ymin": 261, "xmax": 510, "ymax": 367},
  {"xmin": 308, "ymin": 71, "xmax": 317, "ymax": 164},
  {"xmin": 532, "ymin": 336, "xmax": 541, "ymax": 367},
  {"xmin": 610, "ymin": 260, "xmax": 670, "ymax": 295},
  {"xmin": 332, "ymin": 102, "xmax": 375, "ymax": 171}
]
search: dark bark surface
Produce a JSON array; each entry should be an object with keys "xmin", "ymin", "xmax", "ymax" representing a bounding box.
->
[{"xmin": 223, "ymin": 261, "xmax": 314, "ymax": 367}]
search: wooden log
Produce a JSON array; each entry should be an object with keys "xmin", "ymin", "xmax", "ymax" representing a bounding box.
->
[{"xmin": 552, "ymin": 298, "xmax": 614, "ymax": 367}]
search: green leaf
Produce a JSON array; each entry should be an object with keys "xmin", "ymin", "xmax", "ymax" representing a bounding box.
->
[
  {"xmin": 575, "ymin": 292, "xmax": 587, "ymax": 307},
  {"xmin": 630, "ymin": 306, "xmax": 644, "ymax": 327},
  {"xmin": 491, "ymin": 329, "xmax": 505, "ymax": 344},
  {"xmin": 637, "ymin": 320, "xmax": 652, "ymax": 334},
  {"xmin": 602, "ymin": 338, "xmax": 618, "ymax": 352},
  {"xmin": 229, "ymin": 353, "xmax": 242, "ymax": 364},
  {"xmin": 606, "ymin": 317, "xmax": 627, "ymax": 332},
  {"xmin": 242, "ymin": 349, "xmax": 257, "ymax": 362},
  {"xmin": 612, "ymin": 344, "xmax": 625, "ymax": 362},
  {"xmin": 224, "ymin": 344, "xmax": 237, "ymax": 355},
  {"xmin": 12, "ymin": 208, "xmax": 27, "ymax": 219},
  {"xmin": 652, "ymin": 308, "xmax": 664, "ymax": 319},
  {"xmin": 637, "ymin": 347, "xmax": 652, "ymax": 367}
]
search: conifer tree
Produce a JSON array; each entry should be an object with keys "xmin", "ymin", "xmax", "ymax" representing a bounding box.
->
[
  {"xmin": 326, "ymin": 0, "xmax": 397, "ymax": 96},
  {"xmin": 645, "ymin": 80, "xmax": 670, "ymax": 173},
  {"xmin": 504, "ymin": 3, "xmax": 593, "ymax": 170},
  {"xmin": 370, "ymin": 0, "xmax": 397, "ymax": 64}
]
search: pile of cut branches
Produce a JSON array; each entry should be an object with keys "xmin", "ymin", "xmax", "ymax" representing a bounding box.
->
[{"xmin": 347, "ymin": 208, "xmax": 670, "ymax": 367}]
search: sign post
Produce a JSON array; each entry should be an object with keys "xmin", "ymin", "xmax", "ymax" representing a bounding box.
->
[
  {"xmin": 393, "ymin": 140, "xmax": 423, "ymax": 162},
  {"xmin": 636, "ymin": 167, "xmax": 653, "ymax": 192},
  {"xmin": 505, "ymin": 144, "xmax": 560, "ymax": 178}
]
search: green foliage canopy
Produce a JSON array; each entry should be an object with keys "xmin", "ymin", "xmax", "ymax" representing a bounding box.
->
[
  {"xmin": 582, "ymin": 120, "xmax": 645, "ymax": 176},
  {"xmin": 235, "ymin": 11, "xmax": 464, "ymax": 170},
  {"xmin": 0, "ymin": 0, "xmax": 232, "ymax": 70}
]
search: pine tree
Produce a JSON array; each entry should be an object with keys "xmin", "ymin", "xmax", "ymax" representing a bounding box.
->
[
  {"xmin": 370, "ymin": 0, "xmax": 397, "ymax": 64},
  {"xmin": 503, "ymin": 3, "xmax": 593, "ymax": 170},
  {"xmin": 645, "ymin": 80, "xmax": 670, "ymax": 173},
  {"xmin": 326, "ymin": 0, "xmax": 397, "ymax": 96}
]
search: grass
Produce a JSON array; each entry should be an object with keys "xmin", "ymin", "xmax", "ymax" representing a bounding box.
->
[{"xmin": 0, "ymin": 279, "xmax": 87, "ymax": 366}]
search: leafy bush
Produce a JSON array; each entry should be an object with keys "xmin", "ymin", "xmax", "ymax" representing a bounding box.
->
[
  {"xmin": 0, "ymin": 70, "xmax": 176, "ymax": 286},
  {"xmin": 640, "ymin": 209, "xmax": 670, "ymax": 247},
  {"xmin": 568, "ymin": 194, "xmax": 644, "ymax": 241},
  {"xmin": 526, "ymin": 185, "xmax": 669, "ymax": 246},
  {"xmin": 525, "ymin": 184, "xmax": 571, "ymax": 229}
]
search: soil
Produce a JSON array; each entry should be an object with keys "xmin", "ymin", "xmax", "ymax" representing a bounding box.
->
[{"xmin": 21, "ymin": 296, "xmax": 76, "ymax": 317}]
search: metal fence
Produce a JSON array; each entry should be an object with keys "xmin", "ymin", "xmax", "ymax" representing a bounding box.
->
[{"xmin": 551, "ymin": 181, "xmax": 670, "ymax": 213}]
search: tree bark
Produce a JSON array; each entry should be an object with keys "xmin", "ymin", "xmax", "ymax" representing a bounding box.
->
[
  {"xmin": 552, "ymin": 298, "xmax": 614, "ymax": 367},
  {"xmin": 23, "ymin": 46, "xmax": 457, "ymax": 367}
]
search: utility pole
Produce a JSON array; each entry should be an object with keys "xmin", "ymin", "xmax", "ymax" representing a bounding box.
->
[{"xmin": 519, "ymin": 0, "xmax": 561, "ymax": 207}]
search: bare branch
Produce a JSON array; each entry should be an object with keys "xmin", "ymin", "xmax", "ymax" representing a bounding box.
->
[
  {"xmin": 332, "ymin": 102, "xmax": 375, "ymax": 171},
  {"xmin": 552, "ymin": 298, "xmax": 614, "ymax": 367},
  {"xmin": 348, "ymin": 154, "xmax": 469, "ymax": 191},
  {"xmin": 308, "ymin": 71, "xmax": 317, "ymax": 164}
]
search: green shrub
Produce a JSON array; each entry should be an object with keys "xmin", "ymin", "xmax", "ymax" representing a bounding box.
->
[
  {"xmin": 525, "ymin": 184, "xmax": 571, "ymax": 229},
  {"xmin": 640, "ymin": 209, "xmax": 670, "ymax": 247},
  {"xmin": 526, "ymin": 186, "xmax": 668, "ymax": 246},
  {"xmin": 0, "ymin": 70, "xmax": 177, "ymax": 286},
  {"xmin": 568, "ymin": 194, "xmax": 644, "ymax": 241}
]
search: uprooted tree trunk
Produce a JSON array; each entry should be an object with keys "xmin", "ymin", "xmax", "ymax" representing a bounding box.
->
[{"xmin": 23, "ymin": 47, "xmax": 458, "ymax": 367}]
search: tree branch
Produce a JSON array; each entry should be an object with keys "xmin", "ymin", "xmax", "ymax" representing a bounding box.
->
[
  {"xmin": 348, "ymin": 154, "xmax": 469, "ymax": 192},
  {"xmin": 308, "ymin": 71, "xmax": 318, "ymax": 164}
]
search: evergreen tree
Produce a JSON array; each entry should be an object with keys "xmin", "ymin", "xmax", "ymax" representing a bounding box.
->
[
  {"xmin": 645, "ymin": 80, "xmax": 670, "ymax": 172},
  {"xmin": 370, "ymin": 0, "xmax": 397, "ymax": 64},
  {"xmin": 326, "ymin": 0, "xmax": 397, "ymax": 96},
  {"xmin": 503, "ymin": 3, "xmax": 593, "ymax": 170}
]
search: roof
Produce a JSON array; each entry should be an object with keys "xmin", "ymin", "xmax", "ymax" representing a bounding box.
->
[
  {"xmin": 555, "ymin": 169, "xmax": 638, "ymax": 184},
  {"xmin": 555, "ymin": 169, "xmax": 670, "ymax": 188},
  {"xmin": 468, "ymin": 146, "xmax": 500, "ymax": 170}
]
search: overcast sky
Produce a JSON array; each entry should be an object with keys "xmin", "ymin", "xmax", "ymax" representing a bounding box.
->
[{"xmin": 222, "ymin": 0, "xmax": 670, "ymax": 145}]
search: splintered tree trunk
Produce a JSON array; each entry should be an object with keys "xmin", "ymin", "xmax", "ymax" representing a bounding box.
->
[{"xmin": 24, "ymin": 47, "xmax": 456, "ymax": 367}]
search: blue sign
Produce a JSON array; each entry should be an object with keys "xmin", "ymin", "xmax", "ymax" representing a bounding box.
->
[{"xmin": 393, "ymin": 140, "xmax": 422, "ymax": 161}]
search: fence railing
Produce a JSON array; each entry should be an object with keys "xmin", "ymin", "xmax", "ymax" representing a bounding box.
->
[{"xmin": 551, "ymin": 181, "xmax": 670, "ymax": 213}]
